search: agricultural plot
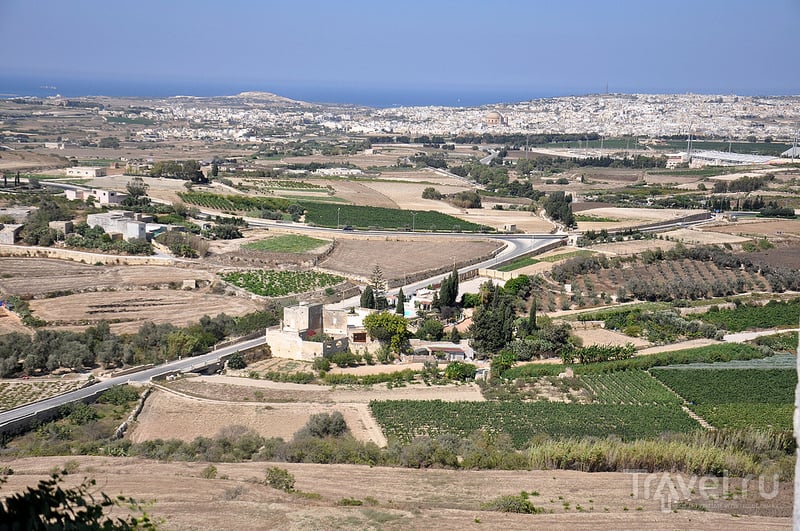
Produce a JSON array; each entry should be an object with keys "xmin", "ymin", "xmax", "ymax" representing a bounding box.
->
[
  {"xmin": 302, "ymin": 202, "xmax": 484, "ymax": 232},
  {"xmin": 584, "ymin": 258, "xmax": 766, "ymax": 301},
  {"xmin": 697, "ymin": 299, "xmax": 800, "ymax": 332},
  {"xmin": 650, "ymin": 368, "xmax": 796, "ymax": 431},
  {"xmin": 177, "ymin": 191, "xmax": 291, "ymax": 212},
  {"xmin": 241, "ymin": 235, "xmax": 328, "ymax": 254},
  {"xmin": 0, "ymin": 380, "xmax": 85, "ymax": 411},
  {"xmin": 219, "ymin": 270, "xmax": 345, "ymax": 297},
  {"xmin": 369, "ymin": 400, "xmax": 699, "ymax": 447},
  {"xmin": 581, "ymin": 371, "xmax": 680, "ymax": 405}
]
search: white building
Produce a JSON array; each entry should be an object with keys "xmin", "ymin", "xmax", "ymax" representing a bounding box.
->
[
  {"xmin": 86, "ymin": 211, "xmax": 146, "ymax": 241},
  {"xmin": 66, "ymin": 167, "xmax": 107, "ymax": 178},
  {"xmin": 65, "ymin": 188, "xmax": 126, "ymax": 205}
]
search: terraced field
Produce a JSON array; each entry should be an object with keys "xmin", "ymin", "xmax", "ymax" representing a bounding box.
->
[{"xmin": 0, "ymin": 379, "xmax": 85, "ymax": 411}]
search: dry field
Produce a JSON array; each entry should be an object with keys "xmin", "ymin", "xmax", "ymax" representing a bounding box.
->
[
  {"xmin": 575, "ymin": 207, "xmax": 695, "ymax": 231},
  {"xmin": 0, "ymin": 150, "xmax": 68, "ymax": 171},
  {"xmin": 29, "ymin": 289, "xmax": 262, "ymax": 334},
  {"xmin": 571, "ymin": 326, "xmax": 651, "ymax": 349},
  {"xmin": 0, "ymin": 309, "xmax": 30, "ymax": 336},
  {"xmin": 590, "ymin": 239, "xmax": 679, "ymax": 256},
  {"xmin": 319, "ymin": 238, "xmax": 502, "ymax": 280},
  {"xmin": 0, "ymin": 258, "xmax": 215, "ymax": 297},
  {"xmin": 710, "ymin": 219, "xmax": 800, "ymax": 239},
  {"xmin": 747, "ymin": 242, "xmax": 800, "ymax": 269},
  {"xmin": 132, "ymin": 375, "xmax": 484, "ymax": 446},
  {"xmin": 0, "ymin": 456, "xmax": 789, "ymax": 530},
  {"xmin": 664, "ymin": 228, "xmax": 751, "ymax": 245},
  {"xmin": 0, "ymin": 378, "xmax": 86, "ymax": 411}
]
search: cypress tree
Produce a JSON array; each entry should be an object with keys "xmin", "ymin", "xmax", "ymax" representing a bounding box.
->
[{"xmin": 396, "ymin": 288, "xmax": 405, "ymax": 315}]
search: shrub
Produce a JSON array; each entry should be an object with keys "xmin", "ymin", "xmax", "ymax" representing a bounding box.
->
[
  {"xmin": 265, "ymin": 467, "xmax": 295, "ymax": 492},
  {"xmin": 200, "ymin": 464, "xmax": 218, "ymax": 479},
  {"xmin": 297, "ymin": 411, "xmax": 349, "ymax": 438},
  {"xmin": 481, "ymin": 493, "xmax": 544, "ymax": 514},
  {"xmin": 227, "ymin": 352, "xmax": 246, "ymax": 370}
]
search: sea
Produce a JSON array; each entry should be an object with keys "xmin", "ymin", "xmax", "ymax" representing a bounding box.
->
[{"xmin": 0, "ymin": 75, "xmax": 559, "ymax": 108}]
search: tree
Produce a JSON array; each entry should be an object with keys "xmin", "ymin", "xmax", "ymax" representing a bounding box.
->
[
  {"xmin": 360, "ymin": 285, "xmax": 375, "ymax": 309},
  {"xmin": 227, "ymin": 351, "xmax": 246, "ymax": 370},
  {"xmin": 422, "ymin": 187, "xmax": 442, "ymax": 200},
  {"xmin": 396, "ymin": 287, "xmax": 405, "ymax": 315},
  {"xmin": 211, "ymin": 162, "xmax": 219, "ymax": 177},
  {"xmin": 439, "ymin": 267, "xmax": 459, "ymax": 308},
  {"xmin": 449, "ymin": 327, "xmax": 461, "ymax": 343},
  {"xmin": 363, "ymin": 312, "xmax": 410, "ymax": 354},
  {"xmin": 369, "ymin": 264, "xmax": 388, "ymax": 310},
  {"xmin": 444, "ymin": 361, "xmax": 476, "ymax": 381},
  {"xmin": 490, "ymin": 351, "xmax": 516, "ymax": 378},
  {"xmin": 98, "ymin": 136, "xmax": 120, "ymax": 148},
  {"xmin": 415, "ymin": 318, "xmax": 444, "ymax": 341},
  {"xmin": 125, "ymin": 176, "xmax": 149, "ymax": 198}
]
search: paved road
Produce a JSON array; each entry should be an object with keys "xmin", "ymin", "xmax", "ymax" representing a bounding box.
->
[
  {"xmin": 0, "ymin": 336, "xmax": 266, "ymax": 431},
  {"xmin": 723, "ymin": 328, "xmax": 800, "ymax": 344}
]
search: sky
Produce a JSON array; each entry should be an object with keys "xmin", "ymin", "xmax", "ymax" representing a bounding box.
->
[{"xmin": 0, "ymin": 0, "xmax": 798, "ymax": 104}]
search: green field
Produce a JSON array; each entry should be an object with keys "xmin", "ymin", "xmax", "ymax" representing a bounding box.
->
[
  {"xmin": 650, "ymin": 368, "xmax": 796, "ymax": 430},
  {"xmin": 220, "ymin": 270, "xmax": 344, "ymax": 297},
  {"xmin": 497, "ymin": 256, "xmax": 539, "ymax": 272},
  {"xmin": 369, "ymin": 400, "xmax": 699, "ymax": 447},
  {"xmin": 582, "ymin": 371, "xmax": 680, "ymax": 405},
  {"xmin": 697, "ymin": 299, "xmax": 800, "ymax": 332},
  {"xmin": 302, "ymin": 202, "xmax": 486, "ymax": 232},
  {"xmin": 497, "ymin": 250, "xmax": 595, "ymax": 272},
  {"xmin": 243, "ymin": 235, "xmax": 328, "ymax": 253}
]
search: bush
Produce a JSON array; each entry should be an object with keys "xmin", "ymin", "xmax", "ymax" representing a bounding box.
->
[
  {"xmin": 297, "ymin": 411, "xmax": 349, "ymax": 438},
  {"xmin": 481, "ymin": 493, "xmax": 544, "ymax": 514},
  {"xmin": 265, "ymin": 467, "xmax": 295, "ymax": 492},
  {"xmin": 98, "ymin": 385, "xmax": 140, "ymax": 406},
  {"xmin": 227, "ymin": 352, "xmax": 246, "ymax": 370}
]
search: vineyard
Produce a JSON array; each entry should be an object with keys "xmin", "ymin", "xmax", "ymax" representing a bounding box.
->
[
  {"xmin": 177, "ymin": 191, "xmax": 291, "ymax": 212},
  {"xmin": 581, "ymin": 371, "xmax": 680, "ymax": 405},
  {"xmin": 696, "ymin": 298, "xmax": 800, "ymax": 332},
  {"xmin": 650, "ymin": 368, "xmax": 796, "ymax": 431},
  {"xmin": 302, "ymin": 202, "xmax": 485, "ymax": 232},
  {"xmin": 219, "ymin": 270, "xmax": 345, "ymax": 297},
  {"xmin": 369, "ymin": 400, "xmax": 699, "ymax": 447},
  {"xmin": 0, "ymin": 380, "xmax": 85, "ymax": 411}
]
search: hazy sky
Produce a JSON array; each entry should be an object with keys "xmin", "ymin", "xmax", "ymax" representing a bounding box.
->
[{"xmin": 1, "ymin": 0, "xmax": 798, "ymax": 98}]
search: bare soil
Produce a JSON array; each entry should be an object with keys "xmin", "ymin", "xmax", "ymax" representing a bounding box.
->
[
  {"xmin": 132, "ymin": 374, "xmax": 484, "ymax": 447},
  {"xmin": 319, "ymin": 238, "xmax": 502, "ymax": 280},
  {"xmin": 0, "ymin": 258, "xmax": 216, "ymax": 297},
  {"xmin": 0, "ymin": 456, "xmax": 789, "ymax": 530},
  {"xmin": 29, "ymin": 289, "xmax": 262, "ymax": 334}
]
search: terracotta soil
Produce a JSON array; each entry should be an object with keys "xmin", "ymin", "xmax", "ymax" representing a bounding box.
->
[{"xmin": 0, "ymin": 456, "xmax": 790, "ymax": 530}]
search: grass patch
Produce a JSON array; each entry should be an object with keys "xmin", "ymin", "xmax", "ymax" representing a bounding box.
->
[
  {"xmin": 497, "ymin": 256, "xmax": 539, "ymax": 272},
  {"xmin": 243, "ymin": 235, "xmax": 328, "ymax": 253},
  {"xmin": 574, "ymin": 214, "xmax": 619, "ymax": 222}
]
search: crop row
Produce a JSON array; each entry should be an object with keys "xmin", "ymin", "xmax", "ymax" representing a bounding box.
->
[
  {"xmin": 177, "ymin": 191, "xmax": 291, "ymax": 212},
  {"xmin": 0, "ymin": 380, "xmax": 85, "ymax": 412},
  {"xmin": 581, "ymin": 371, "xmax": 680, "ymax": 405},
  {"xmin": 220, "ymin": 270, "xmax": 344, "ymax": 297},
  {"xmin": 650, "ymin": 368, "xmax": 796, "ymax": 405},
  {"xmin": 697, "ymin": 298, "xmax": 800, "ymax": 332},
  {"xmin": 369, "ymin": 400, "xmax": 699, "ymax": 448},
  {"xmin": 302, "ymin": 202, "xmax": 485, "ymax": 232}
]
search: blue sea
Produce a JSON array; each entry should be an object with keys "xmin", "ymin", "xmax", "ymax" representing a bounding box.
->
[{"xmin": 0, "ymin": 75, "xmax": 555, "ymax": 108}]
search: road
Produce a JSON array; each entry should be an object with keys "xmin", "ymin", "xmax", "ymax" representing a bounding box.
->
[{"xmin": 0, "ymin": 336, "xmax": 266, "ymax": 432}]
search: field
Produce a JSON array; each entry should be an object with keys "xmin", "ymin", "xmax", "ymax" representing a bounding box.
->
[
  {"xmin": 574, "ymin": 207, "xmax": 695, "ymax": 231},
  {"xmin": 0, "ymin": 379, "xmax": 86, "ymax": 411},
  {"xmin": 697, "ymin": 299, "xmax": 800, "ymax": 332},
  {"xmin": 710, "ymin": 219, "xmax": 800, "ymax": 240},
  {"xmin": 650, "ymin": 368, "xmax": 796, "ymax": 430},
  {"xmin": 318, "ymin": 238, "xmax": 502, "ymax": 280},
  {"xmin": 575, "ymin": 258, "xmax": 766, "ymax": 301},
  {"xmin": 0, "ymin": 258, "xmax": 216, "ymax": 298},
  {"xmin": 131, "ymin": 375, "xmax": 485, "ymax": 446},
  {"xmin": 0, "ymin": 456, "xmax": 789, "ymax": 530},
  {"xmin": 369, "ymin": 400, "xmax": 699, "ymax": 447},
  {"xmin": 219, "ymin": 270, "xmax": 345, "ymax": 297},
  {"xmin": 582, "ymin": 371, "xmax": 680, "ymax": 405},
  {"xmin": 303, "ymin": 201, "xmax": 485, "ymax": 231},
  {"xmin": 241, "ymin": 234, "xmax": 329, "ymax": 253},
  {"xmin": 29, "ymin": 289, "xmax": 263, "ymax": 334}
]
